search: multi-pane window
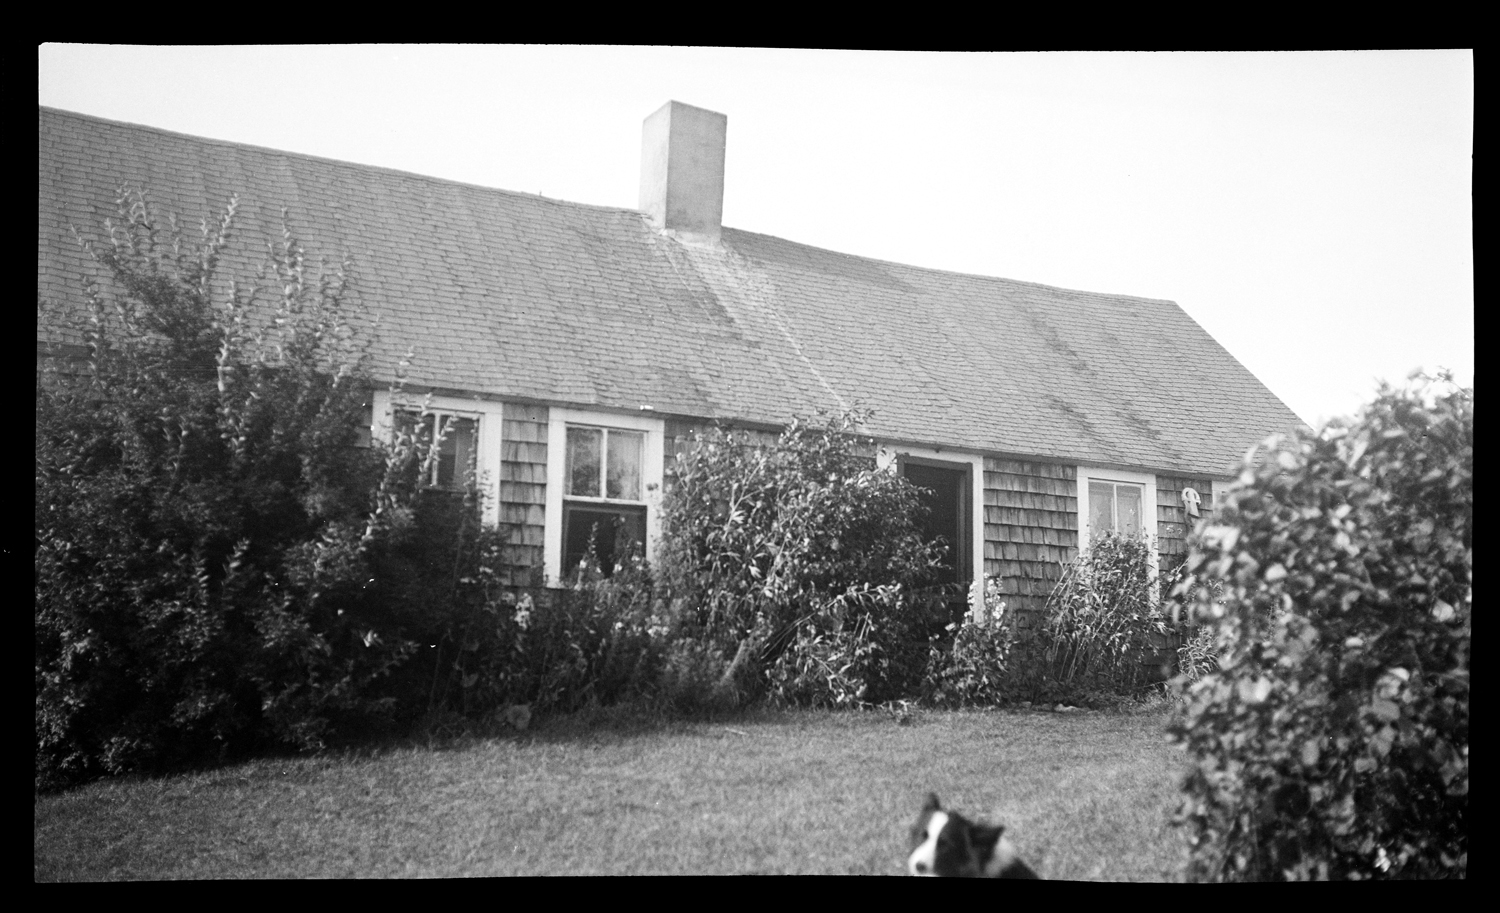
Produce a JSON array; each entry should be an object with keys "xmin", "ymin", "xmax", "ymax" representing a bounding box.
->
[
  {"xmin": 1088, "ymin": 479, "xmax": 1144, "ymax": 537},
  {"xmin": 397, "ymin": 410, "xmax": 478, "ymax": 489},
  {"xmin": 562, "ymin": 425, "xmax": 647, "ymax": 577}
]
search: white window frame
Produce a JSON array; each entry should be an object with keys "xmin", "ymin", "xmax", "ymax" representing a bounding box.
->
[
  {"xmin": 1076, "ymin": 465, "xmax": 1159, "ymax": 580},
  {"xmin": 405, "ymin": 410, "xmax": 480, "ymax": 489},
  {"xmin": 545, "ymin": 408, "xmax": 665, "ymax": 585},
  {"xmin": 875, "ymin": 443, "xmax": 985, "ymax": 603},
  {"xmin": 1210, "ymin": 479, "xmax": 1234, "ymax": 515},
  {"xmin": 370, "ymin": 389, "xmax": 503, "ymax": 527}
]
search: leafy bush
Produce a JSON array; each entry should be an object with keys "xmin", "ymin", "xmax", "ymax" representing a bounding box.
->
[
  {"xmin": 997, "ymin": 533, "xmax": 1168, "ymax": 706},
  {"xmin": 656, "ymin": 411, "xmax": 948, "ymax": 704},
  {"xmin": 656, "ymin": 638, "xmax": 738, "ymax": 715},
  {"xmin": 1168, "ymin": 374, "xmax": 1470, "ymax": 881},
  {"xmin": 1160, "ymin": 555, "xmax": 1223, "ymax": 686},
  {"xmin": 419, "ymin": 546, "xmax": 671, "ymax": 727},
  {"xmin": 763, "ymin": 584, "xmax": 917, "ymax": 708},
  {"xmin": 35, "ymin": 190, "xmax": 446, "ymax": 788},
  {"xmin": 1175, "ymin": 625, "xmax": 1219, "ymax": 685},
  {"xmin": 922, "ymin": 578, "xmax": 1017, "ymax": 707}
]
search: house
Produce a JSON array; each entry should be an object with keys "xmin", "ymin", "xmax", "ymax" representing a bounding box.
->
[{"xmin": 37, "ymin": 102, "xmax": 1307, "ymax": 618}]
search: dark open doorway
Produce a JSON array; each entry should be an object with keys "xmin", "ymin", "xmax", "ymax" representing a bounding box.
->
[{"xmin": 899, "ymin": 458, "xmax": 972, "ymax": 620}]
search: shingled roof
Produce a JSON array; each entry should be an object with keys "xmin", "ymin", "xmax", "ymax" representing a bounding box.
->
[{"xmin": 38, "ymin": 106, "xmax": 1304, "ymax": 478}]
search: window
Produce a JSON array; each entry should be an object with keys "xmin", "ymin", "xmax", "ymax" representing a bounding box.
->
[
  {"xmin": 562, "ymin": 424, "xmax": 648, "ymax": 577},
  {"xmin": 397, "ymin": 410, "xmax": 478, "ymax": 489},
  {"xmin": 1076, "ymin": 465, "xmax": 1159, "ymax": 580},
  {"xmin": 1088, "ymin": 479, "xmax": 1144, "ymax": 537}
]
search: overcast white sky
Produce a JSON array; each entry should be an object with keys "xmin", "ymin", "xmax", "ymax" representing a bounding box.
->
[{"xmin": 39, "ymin": 46, "xmax": 1473, "ymax": 429}]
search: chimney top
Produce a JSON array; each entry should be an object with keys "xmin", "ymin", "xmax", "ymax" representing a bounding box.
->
[{"xmin": 638, "ymin": 101, "xmax": 726, "ymax": 246}]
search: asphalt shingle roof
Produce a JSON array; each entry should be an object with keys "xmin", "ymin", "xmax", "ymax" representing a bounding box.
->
[{"xmin": 38, "ymin": 106, "xmax": 1306, "ymax": 477}]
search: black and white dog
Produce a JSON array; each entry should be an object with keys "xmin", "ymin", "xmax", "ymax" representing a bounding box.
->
[{"xmin": 907, "ymin": 793, "xmax": 1041, "ymax": 878}]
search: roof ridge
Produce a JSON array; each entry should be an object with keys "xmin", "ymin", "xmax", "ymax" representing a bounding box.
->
[{"xmin": 719, "ymin": 224, "xmax": 1182, "ymax": 305}]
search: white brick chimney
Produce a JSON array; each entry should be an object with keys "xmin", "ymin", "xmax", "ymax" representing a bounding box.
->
[{"xmin": 639, "ymin": 101, "xmax": 727, "ymax": 245}]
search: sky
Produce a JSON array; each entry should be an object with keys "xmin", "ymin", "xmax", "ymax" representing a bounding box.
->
[{"xmin": 39, "ymin": 46, "xmax": 1473, "ymax": 429}]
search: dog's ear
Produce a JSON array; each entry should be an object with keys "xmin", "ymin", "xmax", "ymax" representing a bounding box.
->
[
  {"xmin": 967, "ymin": 821, "xmax": 1003, "ymax": 858},
  {"xmin": 921, "ymin": 792, "xmax": 941, "ymax": 812}
]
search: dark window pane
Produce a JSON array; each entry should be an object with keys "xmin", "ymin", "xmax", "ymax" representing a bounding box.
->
[
  {"xmin": 562, "ymin": 503, "xmax": 647, "ymax": 579},
  {"xmin": 436, "ymin": 416, "xmax": 477, "ymax": 488}
]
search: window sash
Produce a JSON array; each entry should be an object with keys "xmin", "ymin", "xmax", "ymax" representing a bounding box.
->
[
  {"xmin": 562, "ymin": 502, "xmax": 647, "ymax": 578},
  {"xmin": 397, "ymin": 410, "xmax": 478, "ymax": 488},
  {"xmin": 1089, "ymin": 479, "xmax": 1144, "ymax": 537},
  {"xmin": 566, "ymin": 425, "xmax": 644, "ymax": 502}
]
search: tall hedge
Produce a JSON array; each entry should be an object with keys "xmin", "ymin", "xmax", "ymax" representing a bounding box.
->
[
  {"xmin": 1169, "ymin": 374, "xmax": 1470, "ymax": 880},
  {"xmin": 655, "ymin": 412, "xmax": 949, "ymax": 703},
  {"xmin": 35, "ymin": 190, "xmax": 432, "ymax": 789}
]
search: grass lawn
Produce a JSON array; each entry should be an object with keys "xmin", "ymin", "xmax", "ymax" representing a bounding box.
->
[{"xmin": 34, "ymin": 704, "xmax": 1191, "ymax": 880}]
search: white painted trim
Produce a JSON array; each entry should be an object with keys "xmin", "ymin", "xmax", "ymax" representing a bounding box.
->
[
  {"xmin": 544, "ymin": 408, "xmax": 665, "ymax": 585},
  {"xmin": 1076, "ymin": 465, "xmax": 1160, "ymax": 579},
  {"xmin": 1210, "ymin": 479, "xmax": 1235, "ymax": 516},
  {"xmin": 371, "ymin": 389, "xmax": 504, "ymax": 527},
  {"xmin": 875, "ymin": 443, "xmax": 985, "ymax": 602}
]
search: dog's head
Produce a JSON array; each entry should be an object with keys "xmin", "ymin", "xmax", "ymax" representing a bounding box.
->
[{"xmin": 907, "ymin": 793, "xmax": 1036, "ymax": 878}]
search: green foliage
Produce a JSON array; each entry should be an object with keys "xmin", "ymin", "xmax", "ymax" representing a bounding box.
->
[
  {"xmin": 765, "ymin": 586, "xmax": 901, "ymax": 708},
  {"xmin": 993, "ymin": 533, "xmax": 1169, "ymax": 706},
  {"xmin": 35, "ymin": 189, "xmax": 427, "ymax": 789},
  {"xmin": 1041, "ymin": 532, "xmax": 1166, "ymax": 697},
  {"xmin": 656, "ymin": 639, "xmax": 740, "ymax": 715},
  {"xmin": 1175, "ymin": 625, "xmax": 1219, "ymax": 685},
  {"xmin": 655, "ymin": 411, "xmax": 948, "ymax": 705},
  {"xmin": 415, "ymin": 543, "xmax": 673, "ymax": 731},
  {"xmin": 1168, "ymin": 373, "xmax": 1470, "ymax": 881},
  {"xmin": 1161, "ymin": 555, "xmax": 1223, "ymax": 685},
  {"xmin": 922, "ymin": 578, "xmax": 1017, "ymax": 707}
]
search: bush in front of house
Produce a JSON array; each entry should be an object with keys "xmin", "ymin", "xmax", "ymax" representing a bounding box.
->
[
  {"xmin": 654, "ymin": 411, "xmax": 950, "ymax": 707},
  {"xmin": 1168, "ymin": 373, "xmax": 1470, "ymax": 881},
  {"xmin": 921, "ymin": 578, "xmax": 1017, "ymax": 707},
  {"xmin": 973, "ymin": 532, "xmax": 1167, "ymax": 707},
  {"xmin": 1036, "ymin": 532, "xmax": 1168, "ymax": 702},
  {"xmin": 34, "ymin": 190, "xmax": 443, "ymax": 790},
  {"xmin": 922, "ymin": 536, "xmax": 1171, "ymax": 708}
]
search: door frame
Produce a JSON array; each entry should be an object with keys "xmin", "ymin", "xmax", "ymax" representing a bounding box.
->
[{"xmin": 876, "ymin": 444, "xmax": 984, "ymax": 605}]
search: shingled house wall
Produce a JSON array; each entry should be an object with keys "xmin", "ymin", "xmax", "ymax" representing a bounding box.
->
[
  {"xmin": 981, "ymin": 458, "xmax": 1079, "ymax": 626},
  {"xmin": 499, "ymin": 403, "xmax": 548, "ymax": 587},
  {"xmin": 1155, "ymin": 473, "xmax": 1217, "ymax": 567}
]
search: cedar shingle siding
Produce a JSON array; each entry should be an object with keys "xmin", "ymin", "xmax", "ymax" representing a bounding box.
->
[
  {"xmin": 1155, "ymin": 474, "xmax": 1217, "ymax": 564},
  {"xmin": 983, "ymin": 459, "xmax": 1078, "ymax": 620},
  {"xmin": 499, "ymin": 403, "xmax": 548, "ymax": 586}
]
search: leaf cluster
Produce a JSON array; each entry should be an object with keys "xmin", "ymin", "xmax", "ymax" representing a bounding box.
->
[
  {"xmin": 1168, "ymin": 373, "xmax": 1470, "ymax": 880},
  {"xmin": 36, "ymin": 189, "xmax": 428, "ymax": 789},
  {"xmin": 654, "ymin": 411, "xmax": 949, "ymax": 703}
]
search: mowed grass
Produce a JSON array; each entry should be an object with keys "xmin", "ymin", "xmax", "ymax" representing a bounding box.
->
[{"xmin": 34, "ymin": 705, "xmax": 1191, "ymax": 880}]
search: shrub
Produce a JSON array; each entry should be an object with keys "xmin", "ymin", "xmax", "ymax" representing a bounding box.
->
[
  {"xmin": 35, "ymin": 190, "xmax": 438, "ymax": 789},
  {"xmin": 998, "ymin": 533, "xmax": 1168, "ymax": 706},
  {"xmin": 922, "ymin": 578, "xmax": 1017, "ymax": 707},
  {"xmin": 420, "ymin": 547, "xmax": 670, "ymax": 725},
  {"xmin": 763, "ymin": 584, "xmax": 921, "ymax": 708},
  {"xmin": 657, "ymin": 638, "xmax": 737, "ymax": 715},
  {"xmin": 1168, "ymin": 373, "xmax": 1470, "ymax": 881},
  {"xmin": 655, "ymin": 411, "xmax": 948, "ymax": 704}
]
